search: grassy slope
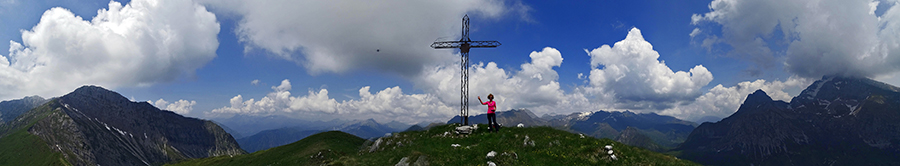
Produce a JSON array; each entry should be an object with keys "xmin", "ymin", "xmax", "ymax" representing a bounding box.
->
[
  {"xmin": 0, "ymin": 100, "xmax": 70, "ymax": 166},
  {"xmin": 171, "ymin": 124, "xmax": 697, "ymax": 166},
  {"xmin": 167, "ymin": 131, "xmax": 365, "ymax": 166}
]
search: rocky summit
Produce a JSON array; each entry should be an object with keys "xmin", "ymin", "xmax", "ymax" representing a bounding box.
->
[
  {"xmin": 0, "ymin": 86, "xmax": 245, "ymax": 166},
  {"xmin": 677, "ymin": 76, "xmax": 900, "ymax": 165}
]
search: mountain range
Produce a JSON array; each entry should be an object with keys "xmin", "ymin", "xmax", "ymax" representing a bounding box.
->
[
  {"xmin": 677, "ymin": 76, "xmax": 900, "ymax": 165},
  {"xmin": 447, "ymin": 108, "xmax": 696, "ymax": 151},
  {"xmin": 0, "ymin": 95, "xmax": 47, "ymax": 125},
  {"xmin": 3, "ymin": 75, "xmax": 899, "ymax": 165},
  {"xmin": 0, "ymin": 86, "xmax": 245, "ymax": 165},
  {"xmin": 233, "ymin": 118, "xmax": 410, "ymax": 153}
]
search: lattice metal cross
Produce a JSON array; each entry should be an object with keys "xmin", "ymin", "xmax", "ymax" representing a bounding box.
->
[{"xmin": 431, "ymin": 15, "xmax": 500, "ymax": 125}]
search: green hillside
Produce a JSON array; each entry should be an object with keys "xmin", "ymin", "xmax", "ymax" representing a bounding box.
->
[
  {"xmin": 170, "ymin": 124, "xmax": 697, "ymax": 165},
  {"xmin": 168, "ymin": 130, "xmax": 366, "ymax": 166},
  {"xmin": 0, "ymin": 100, "xmax": 70, "ymax": 166}
]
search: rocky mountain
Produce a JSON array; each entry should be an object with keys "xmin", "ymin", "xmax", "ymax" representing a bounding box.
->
[
  {"xmin": 336, "ymin": 118, "xmax": 407, "ymax": 139},
  {"xmin": 232, "ymin": 118, "xmax": 408, "ymax": 152},
  {"xmin": 447, "ymin": 109, "xmax": 695, "ymax": 151},
  {"xmin": 677, "ymin": 76, "xmax": 900, "ymax": 165},
  {"xmin": 0, "ymin": 95, "xmax": 47, "ymax": 124},
  {"xmin": 0, "ymin": 86, "xmax": 245, "ymax": 166},
  {"xmin": 213, "ymin": 114, "xmax": 347, "ymax": 138},
  {"xmin": 560, "ymin": 110, "xmax": 696, "ymax": 149},
  {"xmin": 236, "ymin": 127, "xmax": 322, "ymax": 153}
]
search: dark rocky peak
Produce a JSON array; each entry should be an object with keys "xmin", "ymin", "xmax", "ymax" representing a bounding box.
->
[
  {"xmin": 745, "ymin": 89, "xmax": 773, "ymax": 104},
  {"xmin": 796, "ymin": 76, "xmax": 899, "ymax": 102},
  {"xmin": 64, "ymin": 85, "xmax": 130, "ymax": 105},
  {"xmin": 790, "ymin": 76, "xmax": 900, "ymax": 116},
  {"xmin": 678, "ymin": 75, "xmax": 900, "ymax": 165},
  {"xmin": 729, "ymin": 89, "xmax": 791, "ymax": 119}
]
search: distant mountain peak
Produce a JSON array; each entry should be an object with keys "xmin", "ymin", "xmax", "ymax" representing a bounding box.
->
[
  {"xmin": 679, "ymin": 75, "xmax": 900, "ymax": 165},
  {"xmin": 3, "ymin": 85, "xmax": 247, "ymax": 165},
  {"xmin": 66, "ymin": 85, "xmax": 129, "ymax": 104},
  {"xmin": 748, "ymin": 89, "xmax": 772, "ymax": 101}
]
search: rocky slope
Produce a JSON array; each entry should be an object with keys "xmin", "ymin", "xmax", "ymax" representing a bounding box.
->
[
  {"xmin": 0, "ymin": 86, "xmax": 246, "ymax": 165},
  {"xmin": 677, "ymin": 76, "xmax": 900, "ymax": 165},
  {"xmin": 0, "ymin": 95, "xmax": 47, "ymax": 124}
]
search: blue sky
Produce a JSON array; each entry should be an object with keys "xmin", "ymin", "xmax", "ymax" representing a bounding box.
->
[{"xmin": 1, "ymin": 0, "xmax": 899, "ymax": 123}]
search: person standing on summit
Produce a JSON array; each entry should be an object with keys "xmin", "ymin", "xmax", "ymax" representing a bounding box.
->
[{"xmin": 478, "ymin": 94, "xmax": 498, "ymax": 132}]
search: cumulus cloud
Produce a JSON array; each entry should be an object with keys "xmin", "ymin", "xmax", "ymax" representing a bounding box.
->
[
  {"xmin": 692, "ymin": 0, "xmax": 900, "ymax": 78},
  {"xmin": 0, "ymin": 0, "xmax": 219, "ymax": 100},
  {"xmin": 586, "ymin": 28, "xmax": 714, "ymax": 110},
  {"xmin": 661, "ymin": 76, "xmax": 813, "ymax": 122},
  {"xmin": 250, "ymin": 79, "xmax": 260, "ymax": 86},
  {"xmin": 210, "ymin": 47, "xmax": 607, "ymax": 122},
  {"xmin": 411, "ymin": 47, "xmax": 607, "ymax": 116},
  {"xmin": 211, "ymin": 79, "xmax": 455, "ymax": 124},
  {"xmin": 198, "ymin": 0, "xmax": 530, "ymax": 76},
  {"xmin": 152, "ymin": 99, "xmax": 197, "ymax": 115},
  {"xmin": 207, "ymin": 30, "xmax": 724, "ymax": 123}
]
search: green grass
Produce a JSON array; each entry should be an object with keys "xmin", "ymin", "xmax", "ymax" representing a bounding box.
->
[
  {"xmin": 0, "ymin": 100, "xmax": 70, "ymax": 166},
  {"xmin": 167, "ymin": 131, "xmax": 366, "ymax": 166},
  {"xmin": 171, "ymin": 124, "xmax": 698, "ymax": 166},
  {"xmin": 0, "ymin": 127, "xmax": 70, "ymax": 166}
]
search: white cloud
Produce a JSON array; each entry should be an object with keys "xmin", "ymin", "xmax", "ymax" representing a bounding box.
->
[
  {"xmin": 198, "ymin": 0, "xmax": 530, "ymax": 76},
  {"xmin": 411, "ymin": 47, "xmax": 605, "ymax": 116},
  {"xmin": 661, "ymin": 76, "xmax": 813, "ymax": 122},
  {"xmin": 689, "ymin": 28, "xmax": 701, "ymax": 38},
  {"xmin": 586, "ymin": 27, "xmax": 714, "ymax": 110},
  {"xmin": 250, "ymin": 79, "xmax": 260, "ymax": 86},
  {"xmin": 208, "ymin": 30, "xmax": 724, "ymax": 123},
  {"xmin": 211, "ymin": 79, "xmax": 455, "ymax": 124},
  {"xmin": 692, "ymin": 0, "xmax": 900, "ymax": 78},
  {"xmin": 0, "ymin": 0, "xmax": 219, "ymax": 100},
  {"xmin": 210, "ymin": 47, "xmax": 605, "ymax": 122},
  {"xmin": 152, "ymin": 99, "xmax": 197, "ymax": 115}
]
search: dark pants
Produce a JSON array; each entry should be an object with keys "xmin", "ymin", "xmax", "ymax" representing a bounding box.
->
[{"xmin": 487, "ymin": 113, "xmax": 498, "ymax": 132}]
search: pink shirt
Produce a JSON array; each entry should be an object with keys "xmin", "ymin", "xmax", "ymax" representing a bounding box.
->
[{"xmin": 482, "ymin": 101, "xmax": 496, "ymax": 114}]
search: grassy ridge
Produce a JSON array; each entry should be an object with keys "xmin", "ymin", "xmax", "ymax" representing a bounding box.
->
[
  {"xmin": 0, "ymin": 100, "xmax": 70, "ymax": 166},
  {"xmin": 171, "ymin": 124, "xmax": 697, "ymax": 165},
  {"xmin": 339, "ymin": 124, "xmax": 696, "ymax": 165},
  {"xmin": 168, "ymin": 131, "xmax": 365, "ymax": 166}
]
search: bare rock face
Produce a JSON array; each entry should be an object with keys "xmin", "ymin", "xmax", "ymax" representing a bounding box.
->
[
  {"xmin": 20, "ymin": 86, "xmax": 245, "ymax": 166},
  {"xmin": 678, "ymin": 76, "xmax": 900, "ymax": 166}
]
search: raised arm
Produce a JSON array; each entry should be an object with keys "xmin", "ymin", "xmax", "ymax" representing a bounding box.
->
[{"xmin": 478, "ymin": 96, "xmax": 486, "ymax": 105}]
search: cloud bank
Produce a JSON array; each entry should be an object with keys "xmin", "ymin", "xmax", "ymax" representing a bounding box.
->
[
  {"xmin": 211, "ymin": 79, "xmax": 455, "ymax": 124},
  {"xmin": 692, "ymin": 0, "xmax": 900, "ymax": 78},
  {"xmin": 211, "ymin": 28, "xmax": 752, "ymax": 123},
  {"xmin": 0, "ymin": 0, "xmax": 219, "ymax": 100},
  {"xmin": 199, "ymin": 0, "xmax": 530, "ymax": 76}
]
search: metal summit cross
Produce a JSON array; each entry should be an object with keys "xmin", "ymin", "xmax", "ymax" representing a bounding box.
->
[{"xmin": 431, "ymin": 15, "xmax": 501, "ymax": 125}]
